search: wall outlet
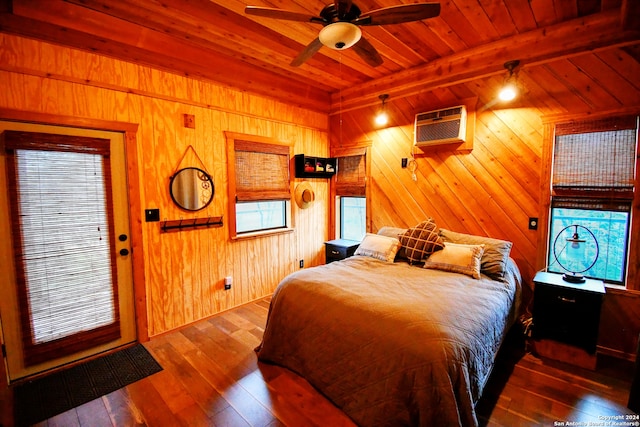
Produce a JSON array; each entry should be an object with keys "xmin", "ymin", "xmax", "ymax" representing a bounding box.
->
[
  {"xmin": 224, "ymin": 276, "xmax": 232, "ymax": 290},
  {"xmin": 401, "ymin": 158, "xmax": 408, "ymax": 168},
  {"xmin": 299, "ymin": 259, "xmax": 304, "ymax": 268}
]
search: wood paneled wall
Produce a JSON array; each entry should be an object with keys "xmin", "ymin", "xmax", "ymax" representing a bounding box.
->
[
  {"xmin": 330, "ymin": 45, "xmax": 640, "ymax": 357},
  {"xmin": 1, "ymin": 33, "xmax": 638, "ymax": 358},
  {"xmin": 0, "ymin": 34, "xmax": 329, "ymax": 337}
]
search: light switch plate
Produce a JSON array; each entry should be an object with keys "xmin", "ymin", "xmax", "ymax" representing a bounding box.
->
[{"xmin": 145, "ymin": 208, "xmax": 160, "ymax": 222}]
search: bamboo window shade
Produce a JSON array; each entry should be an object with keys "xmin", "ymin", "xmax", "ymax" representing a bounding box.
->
[
  {"xmin": 234, "ymin": 140, "xmax": 290, "ymax": 201},
  {"xmin": 336, "ymin": 154, "xmax": 366, "ymax": 197},
  {"xmin": 3, "ymin": 131, "xmax": 120, "ymax": 366},
  {"xmin": 552, "ymin": 115, "xmax": 638, "ymax": 201}
]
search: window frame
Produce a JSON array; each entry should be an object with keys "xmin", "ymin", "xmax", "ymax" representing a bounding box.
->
[
  {"xmin": 2, "ymin": 130, "xmax": 121, "ymax": 366},
  {"xmin": 538, "ymin": 113, "xmax": 640, "ymax": 291},
  {"xmin": 330, "ymin": 144, "xmax": 371, "ymax": 240},
  {"xmin": 225, "ymin": 132, "xmax": 294, "ymax": 239},
  {"xmin": 547, "ymin": 204, "xmax": 631, "ymax": 285}
]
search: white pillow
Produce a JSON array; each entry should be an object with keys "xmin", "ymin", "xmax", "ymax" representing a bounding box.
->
[
  {"xmin": 354, "ymin": 233, "xmax": 401, "ymax": 263},
  {"xmin": 424, "ymin": 242, "xmax": 485, "ymax": 279}
]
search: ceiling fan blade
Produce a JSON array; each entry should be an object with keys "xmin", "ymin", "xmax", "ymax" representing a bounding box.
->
[
  {"xmin": 245, "ymin": 6, "xmax": 323, "ymax": 23},
  {"xmin": 352, "ymin": 36, "xmax": 383, "ymax": 67},
  {"xmin": 290, "ymin": 38, "xmax": 324, "ymax": 67},
  {"xmin": 353, "ymin": 3, "xmax": 441, "ymax": 26}
]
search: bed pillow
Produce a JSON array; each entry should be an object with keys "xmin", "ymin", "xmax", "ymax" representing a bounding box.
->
[
  {"xmin": 439, "ymin": 228, "xmax": 513, "ymax": 281},
  {"xmin": 354, "ymin": 233, "xmax": 401, "ymax": 263},
  {"xmin": 399, "ymin": 219, "xmax": 445, "ymax": 264},
  {"xmin": 424, "ymin": 242, "xmax": 485, "ymax": 279},
  {"xmin": 377, "ymin": 226, "xmax": 409, "ymax": 260}
]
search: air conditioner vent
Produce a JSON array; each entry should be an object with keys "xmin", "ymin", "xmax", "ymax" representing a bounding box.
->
[{"xmin": 414, "ymin": 105, "xmax": 467, "ymax": 147}]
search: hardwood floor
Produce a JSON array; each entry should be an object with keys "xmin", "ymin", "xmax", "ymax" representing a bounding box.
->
[{"xmin": 10, "ymin": 297, "xmax": 637, "ymax": 426}]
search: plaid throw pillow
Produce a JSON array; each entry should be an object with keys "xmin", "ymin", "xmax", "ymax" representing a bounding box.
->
[{"xmin": 399, "ymin": 219, "xmax": 445, "ymax": 263}]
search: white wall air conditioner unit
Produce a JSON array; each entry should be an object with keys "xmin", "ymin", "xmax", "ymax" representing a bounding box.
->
[{"xmin": 414, "ymin": 105, "xmax": 467, "ymax": 147}]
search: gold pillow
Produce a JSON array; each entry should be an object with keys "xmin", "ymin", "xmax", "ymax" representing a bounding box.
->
[
  {"xmin": 354, "ymin": 233, "xmax": 401, "ymax": 263},
  {"xmin": 439, "ymin": 228, "xmax": 513, "ymax": 281},
  {"xmin": 399, "ymin": 219, "xmax": 445, "ymax": 263},
  {"xmin": 424, "ymin": 242, "xmax": 485, "ymax": 279}
]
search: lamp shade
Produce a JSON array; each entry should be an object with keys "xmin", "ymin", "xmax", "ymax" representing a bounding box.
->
[{"xmin": 319, "ymin": 22, "xmax": 362, "ymax": 50}]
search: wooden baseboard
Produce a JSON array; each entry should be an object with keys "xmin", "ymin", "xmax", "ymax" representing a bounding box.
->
[
  {"xmin": 596, "ymin": 345, "xmax": 637, "ymax": 362},
  {"xmin": 531, "ymin": 339, "xmax": 597, "ymax": 370}
]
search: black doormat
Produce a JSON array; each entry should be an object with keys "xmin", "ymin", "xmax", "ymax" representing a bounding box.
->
[{"xmin": 13, "ymin": 344, "xmax": 162, "ymax": 426}]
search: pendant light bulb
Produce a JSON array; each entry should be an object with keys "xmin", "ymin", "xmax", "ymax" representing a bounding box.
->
[
  {"xmin": 499, "ymin": 83, "xmax": 517, "ymax": 101},
  {"xmin": 499, "ymin": 60, "xmax": 520, "ymax": 102},
  {"xmin": 375, "ymin": 112, "xmax": 389, "ymax": 126},
  {"xmin": 375, "ymin": 94, "xmax": 390, "ymax": 127}
]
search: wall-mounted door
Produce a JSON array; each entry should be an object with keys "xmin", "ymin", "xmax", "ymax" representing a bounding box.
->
[{"xmin": 0, "ymin": 122, "xmax": 136, "ymax": 382}]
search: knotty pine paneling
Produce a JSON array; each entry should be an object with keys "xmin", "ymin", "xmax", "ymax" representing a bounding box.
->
[
  {"xmin": 0, "ymin": 34, "xmax": 329, "ymax": 337},
  {"xmin": 330, "ymin": 46, "xmax": 640, "ymax": 357},
  {"xmin": 1, "ymin": 32, "xmax": 638, "ymax": 357}
]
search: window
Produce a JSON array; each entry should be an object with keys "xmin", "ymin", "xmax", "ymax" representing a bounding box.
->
[
  {"xmin": 334, "ymin": 149, "xmax": 368, "ymax": 240},
  {"xmin": 236, "ymin": 201, "xmax": 286, "ymax": 233},
  {"xmin": 225, "ymin": 132, "xmax": 293, "ymax": 237},
  {"xmin": 548, "ymin": 116, "xmax": 637, "ymax": 285},
  {"xmin": 339, "ymin": 196, "xmax": 366, "ymax": 241}
]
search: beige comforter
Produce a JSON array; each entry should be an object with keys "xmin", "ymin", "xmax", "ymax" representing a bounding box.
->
[{"xmin": 256, "ymin": 256, "xmax": 521, "ymax": 427}]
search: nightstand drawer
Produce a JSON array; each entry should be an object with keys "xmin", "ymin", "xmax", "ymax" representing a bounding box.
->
[{"xmin": 325, "ymin": 239, "xmax": 360, "ymax": 263}]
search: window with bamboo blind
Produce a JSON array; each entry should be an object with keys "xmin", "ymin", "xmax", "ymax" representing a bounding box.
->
[
  {"xmin": 3, "ymin": 131, "xmax": 120, "ymax": 366},
  {"xmin": 334, "ymin": 148, "xmax": 368, "ymax": 241},
  {"xmin": 335, "ymin": 154, "xmax": 366, "ymax": 197},
  {"xmin": 225, "ymin": 132, "xmax": 293, "ymax": 238},
  {"xmin": 548, "ymin": 116, "xmax": 638, "ymax": 285}
]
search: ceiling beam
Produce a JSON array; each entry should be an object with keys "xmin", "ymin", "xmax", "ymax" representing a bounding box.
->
[{"xmin": 330, "ymin": 9, "xmax": 640, "ymax": 114}]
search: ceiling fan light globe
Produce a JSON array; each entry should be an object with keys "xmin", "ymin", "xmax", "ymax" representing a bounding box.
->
[{"xmin": 319, "ymin": 22, "xmax": 362, "ymax": 50}]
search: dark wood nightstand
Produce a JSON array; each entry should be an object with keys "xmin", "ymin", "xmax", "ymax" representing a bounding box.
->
[
  {"xmin": 324, "ymin": 239, "xmax": 360, "ymax": 263},
  {"xmin": 532, "ymin": 271, "xmax": 605, "ymax": 367}
]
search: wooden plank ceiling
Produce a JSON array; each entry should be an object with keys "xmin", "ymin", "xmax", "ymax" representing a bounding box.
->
[{"xmin": 0, "ymin": 0, "xmax": 638, "ymax": 113}]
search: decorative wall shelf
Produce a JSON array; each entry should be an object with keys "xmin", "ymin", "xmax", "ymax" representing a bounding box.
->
[
  {"xmin": 294, "ymin": 154, "xmax": 337, "ymax": 178},
  {"xmin": 161, "ymin": 216, "xmax": 223, "ymax": 232}
]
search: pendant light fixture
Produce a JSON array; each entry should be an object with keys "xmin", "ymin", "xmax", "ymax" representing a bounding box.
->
[
  {"xmin": 375, "ymin": 94, "xmax": 389, "ymax": 126},
  {"xmin": 498, "ymin": 60, "xmax": 520, "ymax": 102}
]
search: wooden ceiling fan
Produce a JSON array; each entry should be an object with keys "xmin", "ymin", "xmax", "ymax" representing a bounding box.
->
[{"xmin": 245, "ymin": 1, "xmax": 441, "ymax": 67}]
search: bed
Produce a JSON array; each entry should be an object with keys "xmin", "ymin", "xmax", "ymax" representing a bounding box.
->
[{"xmin": 256, "ymin": 224, "xmax": 522, "ymax": 427}]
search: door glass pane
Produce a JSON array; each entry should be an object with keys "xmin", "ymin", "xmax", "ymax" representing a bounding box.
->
[{"xmin": 15, "ymin": 149, "xmax": 116, "ymax": 344}]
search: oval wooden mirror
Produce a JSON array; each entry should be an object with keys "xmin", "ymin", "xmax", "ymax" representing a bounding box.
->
[{"xmin": 169, "ymin": 167, "xmax": 214, "ymax": 211}]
